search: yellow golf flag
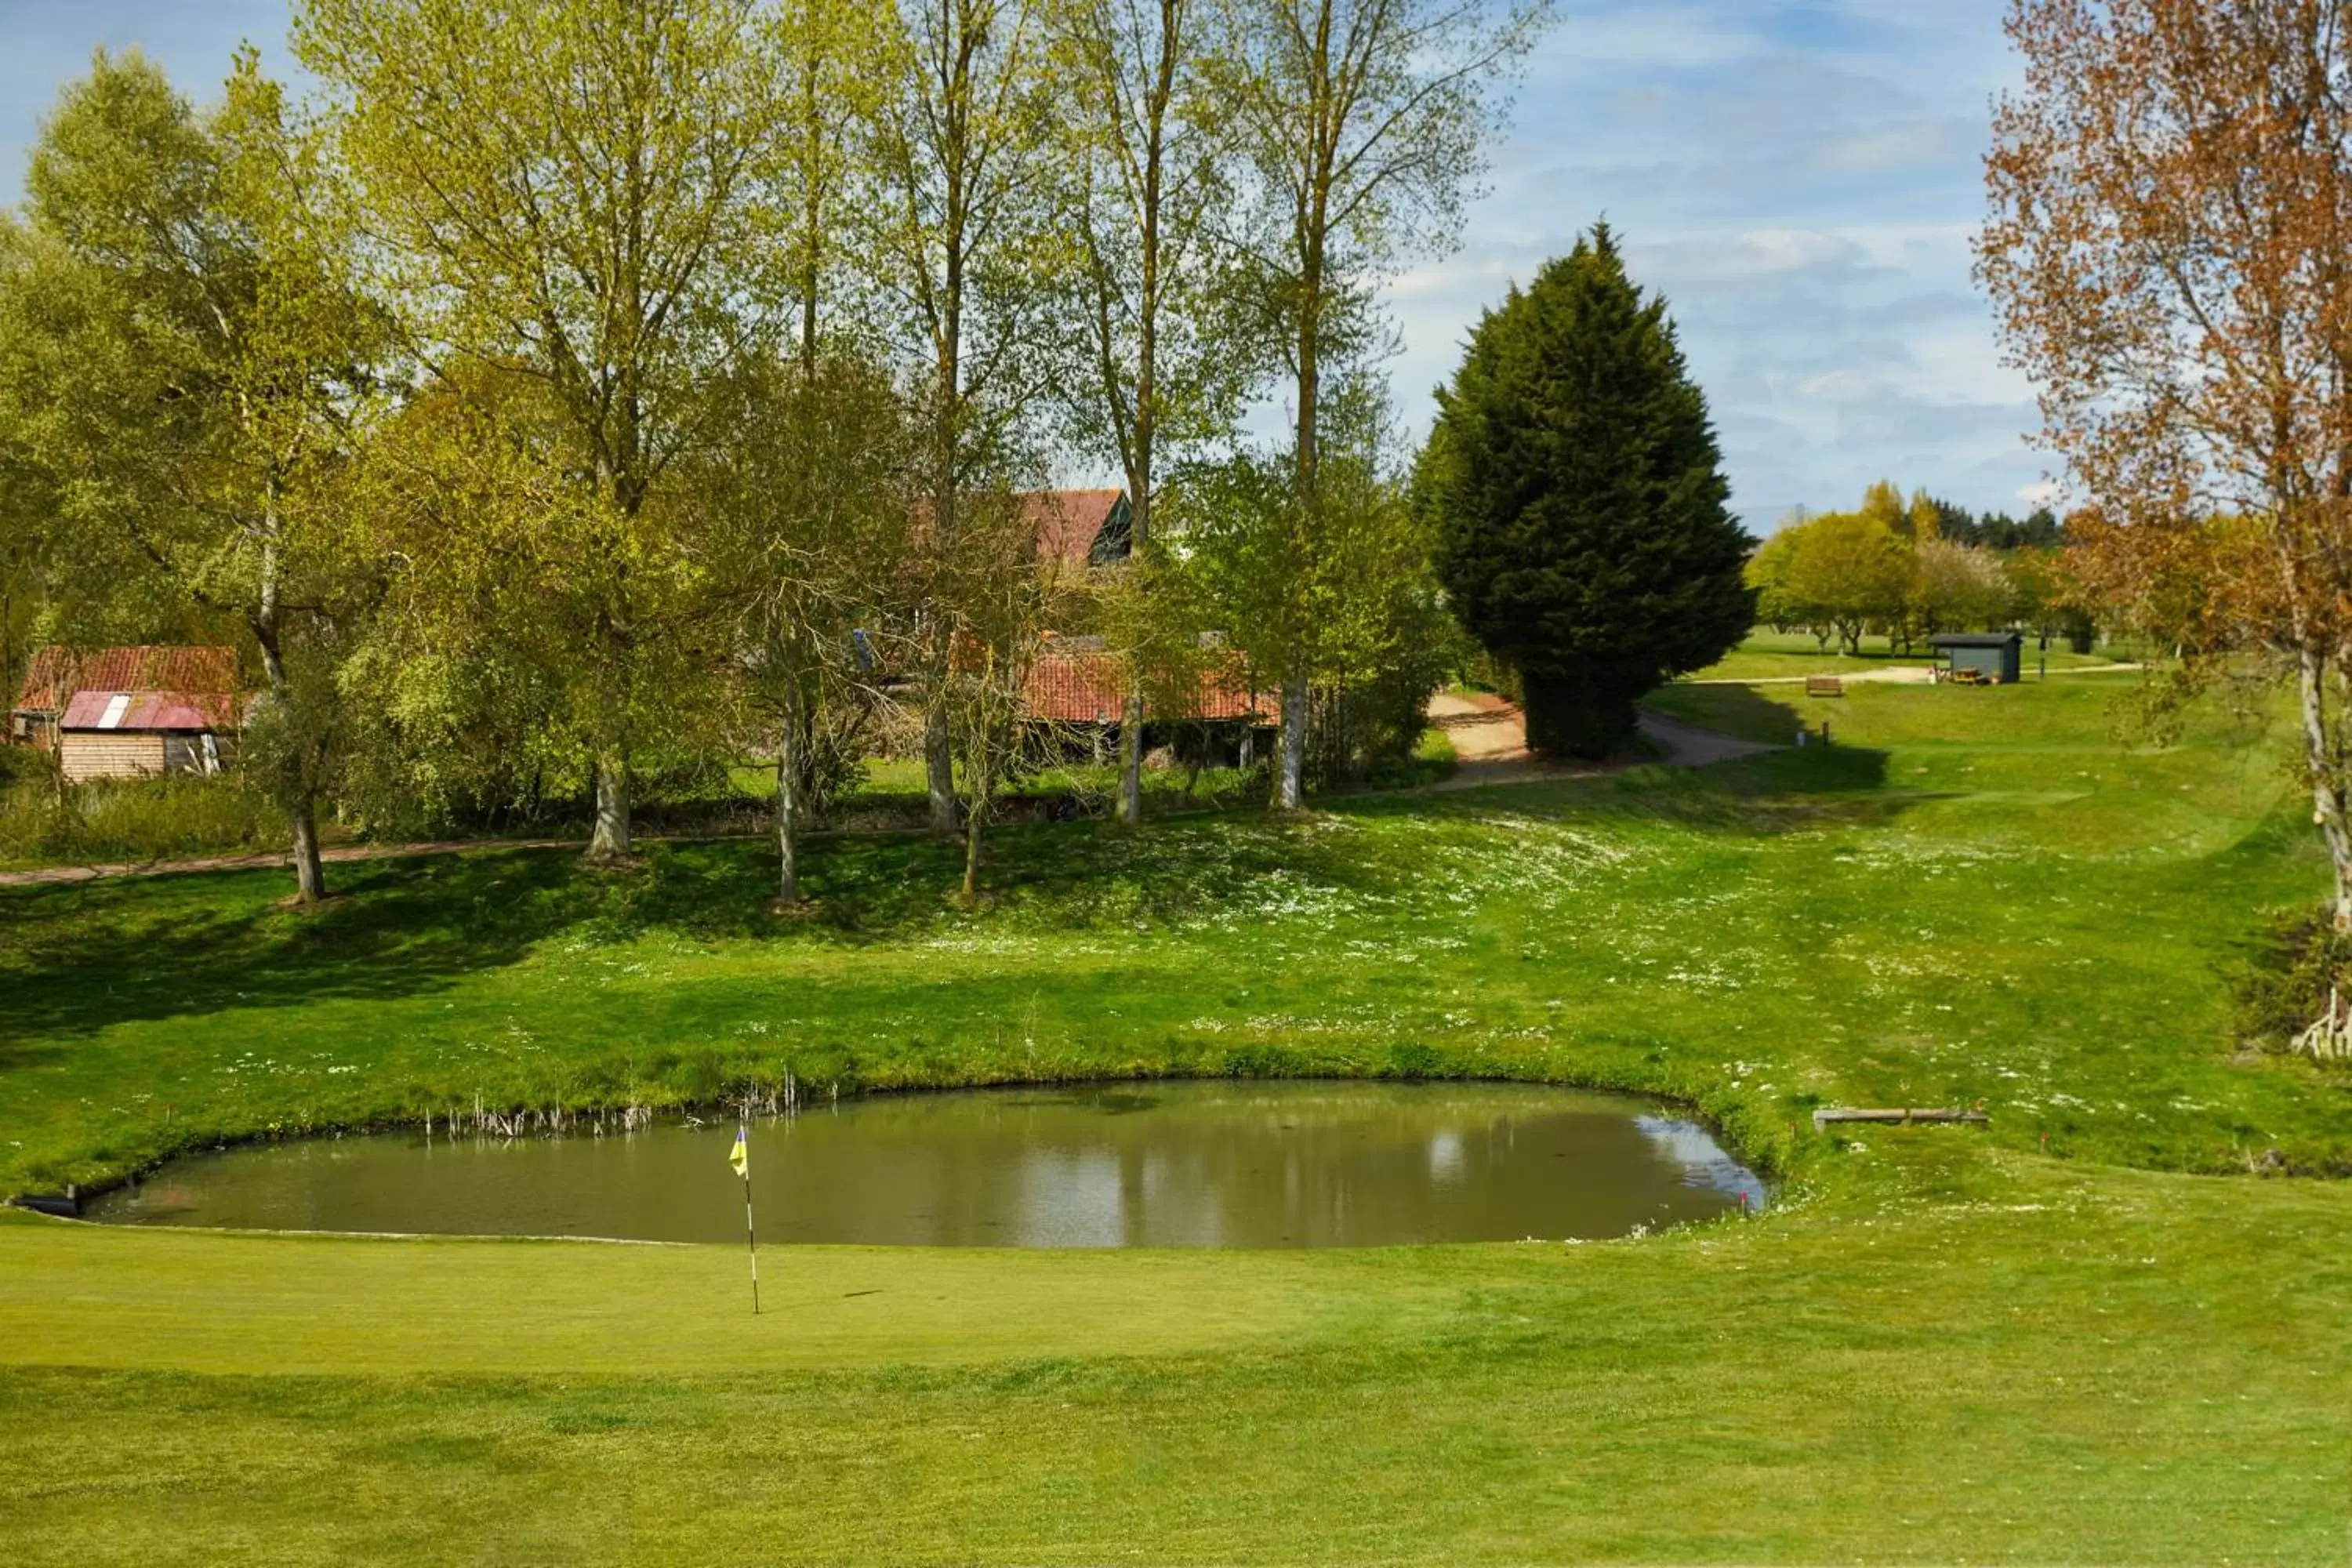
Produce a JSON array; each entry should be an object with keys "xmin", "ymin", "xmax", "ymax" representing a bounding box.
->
[{"xmin": 728, "ymin": 1126, "xmax": 749, "ymax": 1179}]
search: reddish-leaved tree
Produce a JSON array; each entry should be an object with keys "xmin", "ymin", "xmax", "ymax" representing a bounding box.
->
[{"xmin": 1981, "ymin": 0, "xmax": 2352, "ymax": 927}]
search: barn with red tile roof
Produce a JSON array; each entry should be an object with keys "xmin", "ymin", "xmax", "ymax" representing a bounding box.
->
[
  {"xmin": 10, "ymin": 645, "xmax": 242, "ymax": 780},
  {"xmin": 1025, "ymin": 488, "xmax": 1132, "ymax": 572}
]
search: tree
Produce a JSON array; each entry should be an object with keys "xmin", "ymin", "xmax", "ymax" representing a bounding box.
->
[
  {"xmin": 296, "ymin": 0, "xmax": 797, "ymax": 862},
  {"xmin": 1744, "ymin": 526, "xmax": 1809, "ymax": 636},
  {"xmin": 865, "ymin": 0, "xmax": 1069, "ymax": 837},
  {"xmin": 0, "ymin": 49, "xmax": 387, "ymax": 902},
  {"xmin": 0, "ymin": 240, "xmax": 60, "ymax": 723},
  {"xmin": 1420, "ymin": 227, "xmax": 1752, "ymax": 757},
  {"xmin": 777, "ymin": 0, "xmax": 896, "ymax": 371},
  {"xmin": 1207, "ymin": 0, "xmax": 1545, "ymax": 806},
  {"xmin": 1979, "ymin": 0, "xmax": 2352, "ymax": 925},
  {"xmin": 1058, "ymin": 0, "xmax": 1253, "ymax": 825},
  {"xmin": 1189, "ymin": 380, "xmax": 1448, "ymax": 782},
  {"xmin": 1762, "ymin": 510, "xmax": 1911, "ymax": 656},
  {"xmin": 1908, "ymin": 538, "xmax": 2016, "ymax": 641},
  {"xmin": 934, "ymin": 486, "xmax": 1063, "ymax": 903},
  {"xmin": 700, "ymin": 352, "xmax": 919, "ymax": 903}
]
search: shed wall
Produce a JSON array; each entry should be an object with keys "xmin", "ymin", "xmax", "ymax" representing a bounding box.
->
[
  {"xmin": 61, "ymin": 732, "xmax": 168, "ymax": 782},
  {"xmin": 1949, "ymin": 644, "xmax": 2022, "ymax": 683}
]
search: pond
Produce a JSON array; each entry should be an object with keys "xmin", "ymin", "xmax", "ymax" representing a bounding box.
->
[{"xmin": 86, "ymin": 1080, "xmax": 1766, "ymax": 1248}]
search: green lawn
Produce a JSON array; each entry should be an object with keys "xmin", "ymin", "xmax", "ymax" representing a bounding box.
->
[
  {"xmin": 1, "ymin": 673, "xmax": 2346, "ymax": 1563},
  {"xmin": 1684, "ymin": 627, "xmax": 2132, "ymax": 684}
]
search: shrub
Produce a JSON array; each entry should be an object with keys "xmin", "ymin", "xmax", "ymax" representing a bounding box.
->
[
  {"xmin": 0, "ymin": 772, "xmax": 285, "ymax": 866},
  {"xmin": 2231, "ymin": 907, "xmax": 2352, "ymax": 1051}
]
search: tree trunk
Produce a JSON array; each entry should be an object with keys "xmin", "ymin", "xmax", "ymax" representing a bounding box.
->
[
  {"xmin": 250, "ymin": 492, "xmax": 328, "ymax": 904},
  {"xmin": 589, "ymin": 752, "xmax": 632, "ymax": 860},
  {"xmin": 1118, "ymin": 689, "xmax": 1145, "ymax": 825},
  {"xmin": 2296, "ymin": 647, "xmax": 2352, "ymax": 928},
  {"xmin": 924, "ymin": 699, "xmax": 956, "ymax": 837},
  {"xmin": 960, "ymin": 796, "xmax": 984, "ymax": 906},
  {"xmin": 775, "ymin": 708, "xmax": 802, "ymax": 906},
  {"xmin": 1276, "ymin": 671, "xmax": 1308, "ymax": 810},
  {"xmin": 287, "ymin": 797, "xmax": 327, "ymax": 905}
]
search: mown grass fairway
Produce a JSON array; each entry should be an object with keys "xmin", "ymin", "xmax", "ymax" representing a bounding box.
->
[
  {"xmin": 2, "ymin": 674, "xmax": 2347, "ymax": 1563},
  {"xmin": 1683, "ymin": 627, "xmax": 2132, "ymax": 684}
]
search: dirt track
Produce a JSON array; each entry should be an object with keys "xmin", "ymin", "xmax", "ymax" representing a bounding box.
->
[
  {"xmin": 0, "ymin": 702, "xmax": 1772, "ymax": 888},
  {"xmin": 1422, "ymin": 691, "xmax": 1772, "ymax": 792}
]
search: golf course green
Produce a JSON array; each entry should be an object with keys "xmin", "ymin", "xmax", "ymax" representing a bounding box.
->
[{"xmin": 1, "ymin": 671, "xmax": 2345, "ymax": 1563}]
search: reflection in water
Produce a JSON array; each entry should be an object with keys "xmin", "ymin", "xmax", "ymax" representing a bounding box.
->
[{"xmin": 89, "ymin": 1081, "xmax": 1767, "ymax": 1248}]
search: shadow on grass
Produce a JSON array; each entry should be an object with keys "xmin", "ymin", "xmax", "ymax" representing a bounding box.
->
[
  {"xmin": 0, "ymin": 849, "xmax": 600, "ymax": 1054},
  {"xmin": 0, "ymin": 714, "xmax": 1909, "ymax": 1051},
  {"xmin": 1643, "ymin": 682, "xmax": 1813, "ymax": 746},
  {"xmin": 0, "ymin": 808, "xmax": 1432, "ymax": 1047}
]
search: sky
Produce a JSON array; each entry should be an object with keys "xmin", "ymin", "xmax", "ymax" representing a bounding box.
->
[{"xmin": 0, "ymin": 0, "xmax": 2051, "ymax": 534}]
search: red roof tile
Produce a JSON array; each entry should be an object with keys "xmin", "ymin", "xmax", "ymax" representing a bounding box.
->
[
  {"xmin": 16, "ymin": 646, "xmax": 238, "ymax": 714},
  {"xmin": 1025, "ymin": 649, "xmax": 1273, "ymax": 724},
  {"xmin": 1026, "ymin": 489, "xmax": 1129, "ymax": 572}
]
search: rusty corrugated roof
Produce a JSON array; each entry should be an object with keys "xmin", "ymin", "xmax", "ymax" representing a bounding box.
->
[{"xmin": 60, "ymin": 689, "xmax": 238, "ymax": 731}]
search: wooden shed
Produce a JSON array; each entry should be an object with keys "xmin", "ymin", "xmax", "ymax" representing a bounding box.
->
[
  {"xmin": 12, "ymin": 646, "xmax": 238, "ymax": 750},
  {"xmin": 1929, "ymin": 632, "xmax": 2024, "ymax": 685},
  {"xmin": 57, "ymin": 690, "xmax": 237, "ymax": 783}
]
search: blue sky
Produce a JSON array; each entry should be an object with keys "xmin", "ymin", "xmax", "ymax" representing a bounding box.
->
[{"xmin": 0, "ymin": 0, "xmax": 2048, "ymax": 532}]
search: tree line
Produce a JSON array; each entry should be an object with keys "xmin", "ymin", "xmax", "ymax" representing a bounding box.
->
[
  {"xmin": 0, "ymin": 0, "xmax": 1549, "ymax": 906},
  {"xmin": 1744, "ymin": 480, "xmax": 2092, "ymax": 658}
]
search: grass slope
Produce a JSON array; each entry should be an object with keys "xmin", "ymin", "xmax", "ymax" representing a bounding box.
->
[{"xmin": 1, "ymin": 674, "xmax": 2347, "ymax": 1563}]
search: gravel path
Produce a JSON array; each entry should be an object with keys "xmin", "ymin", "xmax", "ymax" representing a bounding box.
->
[{"xmin": 1421, "ymin": 692, "xmax": 1772, "ymax": 793}]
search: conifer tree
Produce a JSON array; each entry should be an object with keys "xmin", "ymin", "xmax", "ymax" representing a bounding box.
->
[{"xmin": 1420, "ymin": 225, "xmax": 1752, "ymax": 757}]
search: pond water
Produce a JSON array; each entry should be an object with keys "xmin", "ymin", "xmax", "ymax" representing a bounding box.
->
[{"xmin": 86, "ymin": 1080, "xmax": 1766, "ymax": 1248}]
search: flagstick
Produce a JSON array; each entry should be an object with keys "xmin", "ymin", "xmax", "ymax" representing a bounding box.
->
[{"xmin": 739, "ymin": 1121, "xmax": 760, "ymax": 1316}]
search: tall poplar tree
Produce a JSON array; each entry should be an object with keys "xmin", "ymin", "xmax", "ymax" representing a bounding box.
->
[
  {"xmin": 866, "ymin": 0, "xmax": 1067, "ymax": 837},
  {"xmin": 296, "ymin": 0, "xmax": 797, "ymax": 862},
  {"xmin": 1209, "ymin": 0, "xmax": 1545, "ymax": 807},
  {"xmin": 1059, "ymin": 0, "xmax": 1252, "ymax": 824},
  {"xmin": 1420, "ymin": 227, "xmax": 1752, "ymax": 757}
]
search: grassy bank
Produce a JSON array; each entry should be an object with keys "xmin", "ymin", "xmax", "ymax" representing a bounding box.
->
[
  {"xmin": 2, "ymin": 672, "xmax": 2346, "ymax": 1562},
  {"xmin": 3, "ymin": 674, "xmax": 2334, "ymax": 1193}
]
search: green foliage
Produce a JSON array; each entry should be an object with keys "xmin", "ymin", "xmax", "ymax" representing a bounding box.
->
[
  {"xmin": 0, "ymin": 46, "xmax": 390, "ymax": 902},
  {"xmin": 1748, "ymin": 509, "xmax": 1911, "ymax": 655},
  {"xmin": 1421, "ymin": 224, "xmax": 1753, "ymax": 757},
  {"xmin": 2231, "ymin": 906, "xmax": 2352, "ymax": 1052},
  {"xmin": 1184, "ymin": 389, "xmax": 1450, "ymax": 784},
  {"xmin": 0, "ymin": 773, "xmax": 283, "ymax": 867},
  {"xmin": 296, "ymin": 0, "xmax": 804, "ymax": 857}
]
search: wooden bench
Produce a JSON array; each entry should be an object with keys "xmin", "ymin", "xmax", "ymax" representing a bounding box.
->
[{"xmin": 1804, "ymin": 675, "xmax": 1845, "ymax": 697}]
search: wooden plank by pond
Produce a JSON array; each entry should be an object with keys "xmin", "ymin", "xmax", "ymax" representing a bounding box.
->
[{"xmin": 1812, "ymin": 1107, "xmax": 1989, "ymax": 1131}]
